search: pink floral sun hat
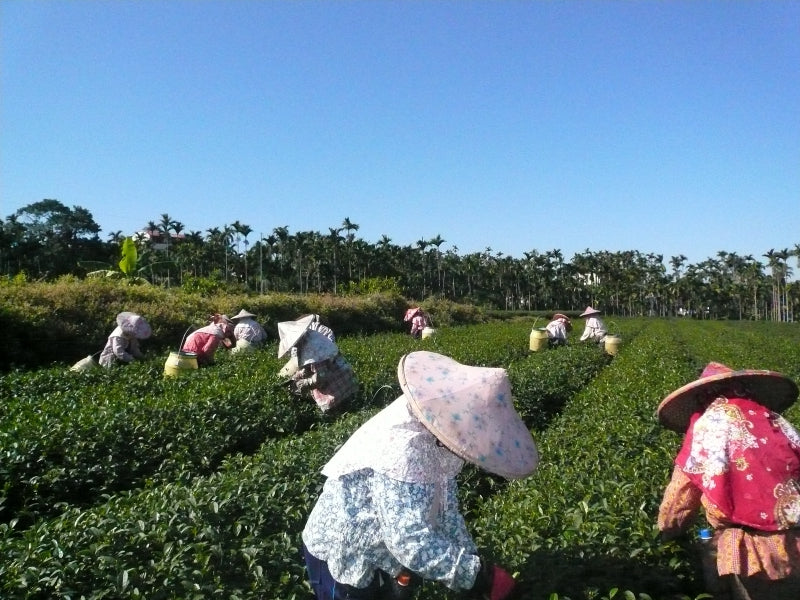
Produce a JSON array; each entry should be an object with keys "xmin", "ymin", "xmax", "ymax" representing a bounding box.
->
[
  {"xmin": 397, "ymin": 351, "xmax": 539, "ymax": 479},
  {"xmin": 116, "ymin": 312, "xmax": 151, "ymax": 339},
  {"xmin": 657, "ymin": 362, "xmax": 798, "ymax": 433}
]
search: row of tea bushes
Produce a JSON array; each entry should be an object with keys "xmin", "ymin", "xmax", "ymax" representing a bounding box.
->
[
  {"xmin": 0, "ymin": 351, "xmax": 316, "ymax": 528},
  {"xmin": 0, "ymin": 411, "xmax": 370, "ymax": 599},
  {"xmin": 0, "ymin": 319, "xmax": 624, "ymax": 598},
  {"xmin": 1, "ymin": 317, "xmax": 622, "ymax": 528},
  {"xmin": 670, "ymin": 319, "xmax": 800, "ymax": 423},
  {"xmin": 509, "ymin": 317, "xmax": 646, "ymax": 430}
]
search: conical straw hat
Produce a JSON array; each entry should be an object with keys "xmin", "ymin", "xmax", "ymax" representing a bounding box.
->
[
  {"xmin": 277, "ymin": 314, "xmax": 316, "ymax": 358},
  {"xmin": 397, "ymin": 351, "xmax": 538, "ymax": 479}
]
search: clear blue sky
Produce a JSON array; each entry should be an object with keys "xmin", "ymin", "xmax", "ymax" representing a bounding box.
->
[{"xmin": 2, "ymin": 1, "xmax": 798, "ymax": 268}]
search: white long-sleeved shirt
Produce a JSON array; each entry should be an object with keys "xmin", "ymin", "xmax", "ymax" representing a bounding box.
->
[
  {"xmin": 545, "ymin": 319, "xmax": 568, "ymax": 341},
  {"xmin": 98, "ymin": 326, "xmax": 142, "ymax": 367},
  {"xmin": 580, "ymin": 316, "xmax": 607, "ymax": 342},
  {"xmin": 233, "ymin": 317, "xmax": 266, "ymax": 344}
]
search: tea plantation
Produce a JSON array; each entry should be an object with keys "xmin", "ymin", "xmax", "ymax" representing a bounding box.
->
[{"xmin": 1, "ymin": 318, "xmax": 798, "ymax": 600}]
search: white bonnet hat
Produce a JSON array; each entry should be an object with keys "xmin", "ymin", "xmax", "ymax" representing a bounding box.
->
[{"xmin": 116, "ymin": 312, "xmax": 152, "ymax": 339}]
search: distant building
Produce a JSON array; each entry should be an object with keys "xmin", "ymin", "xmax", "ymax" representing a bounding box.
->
[{"xmin": 134, "ymin": 229, "xmax": 185, "ymax": 252}]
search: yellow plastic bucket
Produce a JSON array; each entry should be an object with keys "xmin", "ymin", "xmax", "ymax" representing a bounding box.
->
[
  {"xmin": 529, "ymin": 328, "xmax": 549, "ymax": 351},
  {"xmin": 421, "ymin": 327, "xmax": 436, "ymax": 339},
  {"xmin": 164, "ymin": 350, "xmax": 199, "ymax": 377},
  {"xmin": 604, "ymin": 335, "xmax": 622, "ymax": 356}
]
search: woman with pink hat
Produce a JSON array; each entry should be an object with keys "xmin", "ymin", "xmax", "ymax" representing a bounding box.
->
[
  {"xmin": 578, "ymin": 306, "xmax": 607, "ymax": 345},
  {"xmin": 302, "ymin": 351, "xmax": 538, "ymax": 600},
  {"xmin": 656, "ymin": 362, "xmax": 800, "ymax": 599},
  {"xmin": 98, "ymin": 311, "xmax": 152, "ymax": 368},
  {"xmin": 403, "ymin": 307, "xmax": 431, "ymax": 339}
]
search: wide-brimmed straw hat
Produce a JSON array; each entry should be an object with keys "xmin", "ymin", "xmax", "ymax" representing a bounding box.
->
[
  {"xmin": 231, "ymin": 309, "xmax": 257, "ymax": 321},
  {"xmin": 116, "ymin": 312, "xmax": 152, "ymax": 339},
  {"xmin": 277, "ymin": 314, "xmax": 316, "ymax": 358},
  {"xmin": 657, "ymin": 362, "xmax": 798, "ymax": 433},
  {"xmin": 579, "ymin": 306, "xmax": 601, "ymax": 317},
  {"xmin": 397, "ymin": 351, "xmax": 538, "ymax": 479},
  {"xmin": 552, "ymin": 313, "xmax": 570, "ymax": 322}
]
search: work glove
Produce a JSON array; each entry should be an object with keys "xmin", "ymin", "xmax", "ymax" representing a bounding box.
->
[
  {"xmin": 383, "ymin": 570, "xmax": 421, "ymax": 599},
  {"xmin": 470, "ymin": 560, "xmax": 516, "ymax": 600}
]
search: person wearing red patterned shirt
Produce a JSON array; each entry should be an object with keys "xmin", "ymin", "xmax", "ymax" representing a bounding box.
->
[{"xmin": 656, "ymin": 362, "xmax": 800, "ymax": 600}]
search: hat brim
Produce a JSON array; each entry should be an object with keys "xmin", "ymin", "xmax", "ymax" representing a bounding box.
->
[
  {"xmin": 580, "ymin": 309, "xmax": 600, "ymax": 317},
  {"xmin": 277, "ymin": 315, "xmax": 315, "ymax": 358},
  {"xmin": 657, "ymin": 370, "xmax": 798, "ymax": 432},
  {"xmin": 397, "ymin": 351, "xmax": 538, "ymax": 479},
  {"xmin": 116, "ymin": 312, "xmax": 151, "ymax": 339},
  {"xmin": 232, "ymin": 309, "xmax": 257, "ymax": 321}
]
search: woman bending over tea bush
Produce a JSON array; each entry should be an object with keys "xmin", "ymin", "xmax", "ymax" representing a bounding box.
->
[
  {"xmin": 277, "ymin": 314, "xmax": 357, "ymax": 414},
  {"xmin": 98, "ymin": 311, "xmax": 152, "ymax": 367},
  {"xmin": 301, "ymin": 351, "xmax": 539, "ymax": 600},
  {"xmin": 657, "ymin": 362, "xmax": 800, "ymax": 600}
]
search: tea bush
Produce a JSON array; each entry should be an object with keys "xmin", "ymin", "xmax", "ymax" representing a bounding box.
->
[{"xmin": 0, "ymin": 318, "xmax": 796, "ymax": 599}]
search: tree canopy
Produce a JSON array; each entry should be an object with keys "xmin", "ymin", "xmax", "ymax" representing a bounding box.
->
[{"xmin": 2, "ymin": 200, "xmax": 798, "ymax": 321}]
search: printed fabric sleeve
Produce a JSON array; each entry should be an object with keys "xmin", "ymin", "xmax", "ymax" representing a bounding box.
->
[
  {"xmin": 294, "ymin": 361, "xmax": 329, "ymax": 392},
  {"xmin": 111, "ymin": 336, "xmax": 134, "ymax": 363},
  {"xmin": 371, "ymin": 473, "xmax": 481, "ymax": 591},
  {"xmin": 657, "ymin": 466, "xmax": 702, "ymax": 540},
  {"xmin": 128, "ymin": 338, "xmax": 143, "ymax": 359}
]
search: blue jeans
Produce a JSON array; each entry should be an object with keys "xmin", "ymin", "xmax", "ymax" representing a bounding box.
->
[
  {"xmin": 302, "ymin": 544, "xmax": 420, "ymax": 600},
  {"xmin": 303, "ymin": 544, "xmax": 380, "ymax": 600}
]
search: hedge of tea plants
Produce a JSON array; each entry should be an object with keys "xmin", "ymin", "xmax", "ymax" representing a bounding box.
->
[{"xmin": 1, "ymin": 317, "xmax": 797, "ymax": 599}]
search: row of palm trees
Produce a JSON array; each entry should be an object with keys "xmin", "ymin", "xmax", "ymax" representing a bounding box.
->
[
  {"xmin": 2, "ymin": 201, "xmax": 796, "ymax": 320},
  {"xmin": 113, "ymin": 213, "xmax": 798, "ymax": 321}
]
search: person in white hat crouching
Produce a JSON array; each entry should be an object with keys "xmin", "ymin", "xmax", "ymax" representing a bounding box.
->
[
  {"xmin": 578, "ymin": 306, "xmax": 607, "ymax": 345},
  {"xmin": 230, "ymin": 309, "xmax": 267, "ymax": 354},
  {"xmin": 277, "ymin": 315, "xmax": 356, "ymax": 414},
  {"xmin": 301, "ymin": 350, "xmax": 539, "ymax": 600},
  {"xmin": 98, "ymin": 311, "xmax": 152, "ymax": 368}
]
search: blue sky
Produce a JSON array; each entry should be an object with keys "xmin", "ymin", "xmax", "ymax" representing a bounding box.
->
[{"xmin": 2, "ymin": 1, "xmax": 798, "ymax": 268}]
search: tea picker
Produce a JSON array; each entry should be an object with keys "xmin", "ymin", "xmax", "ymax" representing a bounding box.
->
[
  {"xmin": 404, "ymin": 307, "xmax": 434, "ymax": 339},
  {"xmin": 229, "ymin": 308, "xmax": 267, "ymax": 354},
  {"xmin": 656, "ymin": 362, "xmax": 800, "ymax": 599},
  {"xmin": 276, "ymin": 315, "xmax": 357, "ymax": 414},
  {"xmin": 545, "ymin": 313, "xmax": 571, "ymax": 347},
  {"xmin": 578, "ymin": 306, "xmax": 607, "ymax": 345},
  {"xmin": 180, "ymin": 314, "xmax": 233, "ymax": 367},
  {"xmin": 301, "ymin": 351, "xmax": 537, "ymax": 600},
  {"xmin": 98, "ymin": 311, "xmax": 152, "ymax": 368}
]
